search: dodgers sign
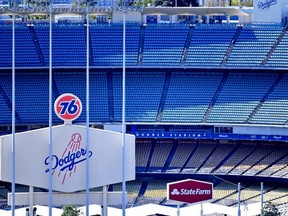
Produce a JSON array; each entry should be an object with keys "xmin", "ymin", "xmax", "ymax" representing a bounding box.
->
[
  {"xmin": 257, "ymin": 0, "xmax": 277, "ymax": 10},
  {"xmin": 0, "ymin": 124, "xmax": 135, "ymax": 192},
  {"xmin": 167, "ymin": 179, "xmax": 213, "ymax": 204},
  {"xmin": 54, "ymin": 93, "xmax": 82, "ymax": 121},
  {"xmin": 44, "ymin": 133, "xmax": 93, "ymax": 185}
]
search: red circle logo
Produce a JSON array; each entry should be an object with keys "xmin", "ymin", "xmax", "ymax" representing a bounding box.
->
[{"xmin": 54, "ymin": 93, "xmax": 82, "ymax": 121}]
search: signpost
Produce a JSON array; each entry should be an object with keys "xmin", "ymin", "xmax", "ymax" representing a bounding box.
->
[
  {"xmin": 167, "ymin": 179, "xmax": 213, "ymax": 216},
  {"xmin": 0, "ymin": 93, "xmax": 136, "ymax": 216}
]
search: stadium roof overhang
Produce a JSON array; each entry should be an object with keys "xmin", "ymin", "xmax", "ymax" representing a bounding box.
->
[
  {"xmin": 0, "ymin": 6, "xmax": 249, "ymax": 16},
  {"xmin": 0, "ymin": 7, "xmax": 113, "ymax": 16},
  {"xmin": 143, "ymin": 7, "xmax": 249, "ymax": 17}
]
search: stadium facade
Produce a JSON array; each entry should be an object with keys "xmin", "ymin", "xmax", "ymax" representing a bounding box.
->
[{"xmin": 1, "ymin": 0, "xmax": 288, "ymax": 215}]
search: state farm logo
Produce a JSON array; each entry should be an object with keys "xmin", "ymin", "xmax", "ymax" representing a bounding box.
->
[
  {"xmin": 167, "ymin": 179, "xmax": 213, "ymax": 203},
  {"xmin": 44, "ymin": 133, "xmax": 93, "ymax": 185},
  {"xmin": 170, "ymin": 188, "xmax": 211, "ymax": 196}
]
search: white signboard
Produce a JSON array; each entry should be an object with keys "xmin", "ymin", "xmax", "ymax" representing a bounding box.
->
[
  {"xmin": 0, "ymin": 124, "xmax": 135, "ymax": 192},
  {"xmin": 253, "ymin": 0, "xmax": 287, "ymax": 23}
]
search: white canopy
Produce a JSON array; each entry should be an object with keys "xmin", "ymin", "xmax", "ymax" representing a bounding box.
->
[{"xmin": 143, "ymin": 7, "xmax": 249, "ymax": 16}]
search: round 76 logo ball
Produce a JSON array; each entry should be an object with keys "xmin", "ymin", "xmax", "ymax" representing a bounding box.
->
[{"xmin": 54, "ymin": 93, "xmax": 82, "ymax": 122}]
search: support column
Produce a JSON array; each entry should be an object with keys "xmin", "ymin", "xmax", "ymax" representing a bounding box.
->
[
  {"xmin": 261, "ymin": 182, "xmax": 264, "ymax": 216},
  {"xmin": 177, "ymin": 204, "xmax": 180, "ymax": 216},
  {"xmin": 227, "ymin": 15, "xmax": 231, "ymax": 24},
  {"xmin": 200, "ymin": 202, "xmax": 203, "ymax": 216},
  {"xmin": 197, "ymin": 15, "xmax": 202, "ymax": 23},
  {"xmin": 142, "ymin": 15, "xmax": 147, "ymax": 24},
  {"xmin": 238, "ymin": 182, "xmax": 241, "ymax": 216},
  {"xmin": 29, "ymin": 186, "xmax": 34, "ymax": 216},
  {"xmin": 102, "ymin": 185, "xmax": 108, "ymax": 216}
]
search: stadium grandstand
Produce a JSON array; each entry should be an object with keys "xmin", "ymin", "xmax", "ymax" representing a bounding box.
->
[{"xmin": 1, "ymin": 0, "xmax": 288, "ymax": 215}]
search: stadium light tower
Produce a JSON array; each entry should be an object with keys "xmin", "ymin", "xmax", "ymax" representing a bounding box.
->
[
  {"xmin": 48, "ymin": 2, "xmax": 53, "ymax": 216},
  {"xmin": 11, "ymin": 1, "xmax": 16, "ymax": 216},
  {"xmin": 122, "ymin": 0, "xmax": 127, "ymax": 214},
  {"xmin": 85, "ymin": 2, "xmax": 90, "ymax": 216},
  {"xmin": 113, "ymin": 1, "xmax": 143, "ymax": 215}
]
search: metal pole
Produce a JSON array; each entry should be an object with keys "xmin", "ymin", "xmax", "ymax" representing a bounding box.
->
[
  {"xmin": 177, "ymin": 204, "xmax": 180, "ymax": 216},
  {"xmin": 200, "ymin": 202, "xmax": 203, "ymax": 216},
  {"xmin": 102, "ymin": 185, "xmax": 108, "ymax": 216},
  {"xmin": 11, "ymin": 11, "xmax": 16, "ymax": 216},
  {"xmin": 85, "ymin": 5, "xmax": 90, "ymax": 216},
  {"xmin": 122, "ymin": 5, "xmax": 127, "ymax": 216},
  {"xmin": 238, "ymin": 182, "xmax": 241, "ymax": 216},
  {"xmin": 29, "ymin": 186, "xmax": 33, "ymax": 216},
  {"xmin": 260, "ymin": 182, "xmax": 264, "ymax": 216},
  {"xmin": 48, "ymin": 4, "xmax": 53, "ymax": 216}
]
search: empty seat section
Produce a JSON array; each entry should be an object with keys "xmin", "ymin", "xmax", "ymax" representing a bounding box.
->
[
  {"xmin": 230, "ymin": 144, "xmax": 274, "ymax": 175},
  {"xmin": 186, "ymin": 25, "xmax": 236, "ymax": 67},
  {"xmin": 142, "ymin": 24, "xmax": 188, "ymax": 66},
  {"xmin": 214, "ymin": 142, "xmax": 257, "ymax": 175},
  {"xmin": 149, "ymin": 140, "xmax": 173, "ymax": 171},
  {"xmin": 0, "ymin": 24, "xmax": 12, "ymax": 67},
  {"xmin": 183, "ymin": 140, "xmax": 216, "ymax": 173},
  {"xmin": 0, "ymin": 97, "xmax": 10, "ymax": 124},
  {"xmin": 227, "ymin": 26, "xmax": 282, "ymax": 67},
  {"xmin": 113, "ymin": 71, "xmax": 165, "ymax": 121},
  {"xmin": 35, "ymin": 23, "xmax": 86, "ymax": 66},
  {"xmin": 162, "ymin": 71, "xmax": 222, "ymax": 123},
  {"xmin": 90, "ymin": 24, "xmax": 139, "ymax": 66},
  {"xmin": 136, "ymin": 139, "xmax": 153, "ymax": 170},
  {"xmin": 266, "ymin": 31, "xmax": 288, "ymax": 68},
  {"xmin": 245, "ymin": 146, "xmax": 288, "ymax": 176},
  {"xmin": 251, "ymin": 74, "xmax": 288, "ymax": 124},
  {"xmin": 89, "ymin": 71, "xmax": 109, "ymax": 122},
  {"xmin": 168, "ymin": 140, "xmax": 196, "ymax": 171},
  {"xmin": 208, "ymin": 72, "xmax": 277, "ymax": 123},
  {"xmin": 259, "ymin": 154, "xmax": 288, "ymax": 177},
  {"xmin": 0, "ymin": 24, "xmax": 40, "ymax": 67},
  {"xmin": 198, "ymin": 141, "xmax": 236, "ymax": 174},
  {"xmin": 15, "ymin": 24, "xmax": 41, "ymax": 67},
  {"xmin": 0, "ymin": 75, "xmax": 12, "ymax": 123},
  {"xmin": 0, "ymin": 72, "xmax": 49, "ymax": 123}
]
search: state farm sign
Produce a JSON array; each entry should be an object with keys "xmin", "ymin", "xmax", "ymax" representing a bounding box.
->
[{"xmin": 167, "ymin": 179, "xmax": 213, "ymax": 203}]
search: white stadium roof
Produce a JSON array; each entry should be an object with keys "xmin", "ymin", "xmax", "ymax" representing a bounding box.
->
[{"xmin": 143, "ymin": 7, "xmax": 249, "ymax": 16}]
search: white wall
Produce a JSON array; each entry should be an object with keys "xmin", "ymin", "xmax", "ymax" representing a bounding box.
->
[
  {"xmin": 282, "ymin": 0, "xmax": 288, "ymax": 23},
  {"xmin": 112, "ymin": 11, "xmax": 142, "ymax": 24},
  {"xmin": 104, "ymin": 124, "xmax": 122, "ymax": 132}
]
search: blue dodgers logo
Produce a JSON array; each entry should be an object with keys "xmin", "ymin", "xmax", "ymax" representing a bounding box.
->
[
  {"xmin": 44, "ymin": 133, "xmax": 92, "ymax": 184},
  {"xmin": 258, "ymin": 0, "xmax": 277, "ymax": 10}
]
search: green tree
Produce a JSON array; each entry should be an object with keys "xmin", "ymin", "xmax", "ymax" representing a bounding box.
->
[
  {"xmin": 61, "ymin": 205, "xmax": 82, "ymax": 216},
  {"xmin": 261, "ymin": 202, "xmax": 281, "ymax": 216}
]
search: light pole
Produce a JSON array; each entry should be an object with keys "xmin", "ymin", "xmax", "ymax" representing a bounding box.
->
[
  {"xmin": 114, "ymin": 1, "xmax": 143, "ymax": 215},
  {"xmin": 11, "ymin": 2, "xmax": 16, "ymax": 216},
  {"xmin": 85, "ymin": 2, "xmax": 90, "ymax": 216},
  {"xmin": 121, "ymin": 0, "xmax": 127, "ymax": 214},
  {"xmin": 48, "ymin": 2, "xmax": 53, "ymax": 216}
]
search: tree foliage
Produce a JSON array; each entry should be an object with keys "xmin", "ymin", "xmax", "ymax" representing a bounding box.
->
[
  {"xmin": 61, "ymin": 205, "xmax": 82, "ymax": 216},
  {"xmin": 261, "ymin": 202, "xmax": 281, "ymax": 216}
]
